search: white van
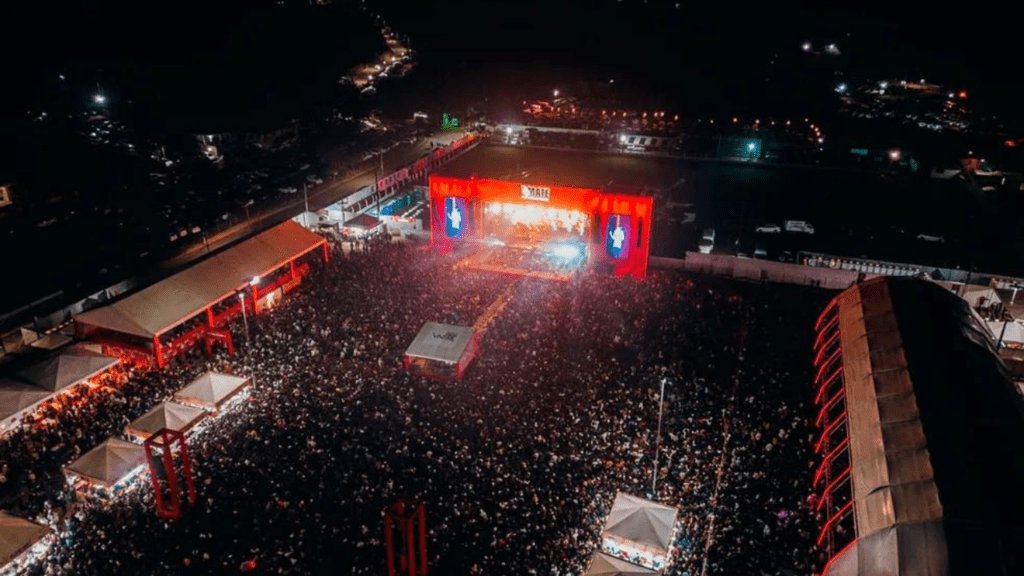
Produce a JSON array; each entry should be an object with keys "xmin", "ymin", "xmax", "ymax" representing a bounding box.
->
[{"xmin": 784, "ymin": 220, "xmax": 815, "ymax": 234}]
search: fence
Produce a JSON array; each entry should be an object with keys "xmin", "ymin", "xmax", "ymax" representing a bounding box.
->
[{"xmin": 650, "ymin": 253, "xmax": 868, "ymax": 290}]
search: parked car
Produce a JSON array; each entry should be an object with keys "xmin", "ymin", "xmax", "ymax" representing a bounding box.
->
[
  {"xmin": 278, "ymin": 186, "xmax": 298, "ymax": 194},
  {"xmin": 756, "ymin": 223, "xmax": 781, "ymax": 233},
  {"xmin": 784, "ymin": 220, "xmax": 815, "ymax": 234},
  {"xmin": 306, "ymin": 175, "xmax": 324, "ymax": 185},
  {"xmin": 702, "ymin": 228, "xmax": 716, "ymax": 242},
  {"xmin": 698, "ymin": 237, "xmax": 714, "ymax": 254}
]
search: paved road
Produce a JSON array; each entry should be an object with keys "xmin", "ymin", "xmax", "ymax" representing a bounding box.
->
[{"xmin": 162, "ymin": 130, "xmax": 473, "ymax": 271}]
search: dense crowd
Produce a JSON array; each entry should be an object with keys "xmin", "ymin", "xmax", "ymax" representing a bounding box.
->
[{"xmin": 2, "ymin": 238, "xmax": 831, "ymax": 575}]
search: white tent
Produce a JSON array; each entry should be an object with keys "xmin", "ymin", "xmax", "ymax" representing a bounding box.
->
[
  {"xmin": 586, "ymin": 552, "xmax": 659, "ymax": 576},
  {"xmin": 0, "ymin": 511, "xmax": 50, "ymax": 569},
  {"xmin": 603, "ymin": 493, "xmax": 678, "ymax": 554},
  {"xmin": 17, "ymin": 346, "xmax": 119, "ymax": 392},
  {"xmin": 0, "ymin": 381, "xmax": 52, "ymax": 435},
  {"xmin": 404, "ymin": 323, "xmax": 475, "ymax": 364},
  {"xmin": 125, "ymin": 401, "xmax": 207, "ymax": 442},
  {"xmin": 64, "ymin": 438, "xmax": 146, "ymax": 489},
  {"xmin": 987, "ymin": 320, "xmax": 1024, "ymax": 347},
  {"xmin": 961, "ymin": 285, "xmax": 1002, "ymax": 309},
  {"xmin": 174, "ymin": 372, "xmax": 252, "ymax": 413}
]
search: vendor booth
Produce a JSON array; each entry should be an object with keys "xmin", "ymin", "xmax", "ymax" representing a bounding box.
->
[
  {"xmin": 597, "ymin": 493, "xmax": 678, "ymax": 573},
  {"xmin": 586, "ymin": 552, "xmax": 659, "ymax": 576},
  {"xmin": 0, "ymin": 512, "xmax": 52, "ymax": 576},
  {"xmin": 0, "ymin": 382, "xmax": 52, "ymax": 436},
  {"xmin": 342, "ymin": 213, "xmax": 384, "ymax": 238},
  {"xmin": 63, "ymin": 438, "xmax": 147, "ymax": 501},
  {"xmin": 125, "ymin": 401, "xmax": 207, "ymax": 443},
  {"xmin": 403, "ymin": 323, "xmax": 479, "ymax": 381},
  {"xmin": 174, "ymin": 372, "xmax": 252, "ymax": 416}
]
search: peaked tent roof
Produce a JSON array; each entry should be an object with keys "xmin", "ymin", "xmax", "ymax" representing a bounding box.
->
[
  {"xmin": 0, "ymin": 382, "xmax": 53, "ymax": 426},
  {"xmin": 125, "ymin": 401, "xmax": 207, "ymax": 440},
  {"xmin": 17, "ymin": 346, "xmax": 119, "ymax": 392},
  {"xmin": 64, "ymin": 438, "xmax": 146, "ymax": 488},
  {"xmin": 174, "ymin": 372, "xmax": 251, "ymax": 410},
  {"xmin": 344, "ymin": 212, "xmax": 382, "ymax": 229},
  {"xmin": 74, "ymin": 221, "xmax": 326, "ymax": 339},
  {"xmin": 586, "ymin": 552, "xmax": 659, "ymax": 576},
  {"xmin": 603, "ymin": 493, "xmax": 678, "ymax": 553},
  {"xmin": 0, "ymin": 511, "xmax": 50, "ymax": 567},
  {"xmin": 404, "ymin": 323, "xmax": 475, "ymax": 364}
]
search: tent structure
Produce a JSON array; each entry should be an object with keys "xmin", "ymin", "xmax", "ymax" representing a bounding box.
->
[
  {"xmin": 74, "ymin": 220, "xmax": 327, "ymax": 340},
  {"xmin": 0, "ymin": 512, "xmax": 50, "ymax": 571},
  {"xmin": 64, "ymin": 438, "xmax": 146, "ymax": 490},
  {"xmin": 16, "ymin": 346, "xmax": 119, "ymax": 392},
  {"xmin": 818, "ymin": 278, "xmax": 1024, "ymax": 576},
  {"xmin": 125, "ymin": 401, "xmax": 207, "ymax": 442},
  {"xmin": 342, "ymin": 212, "xmax": 384, "ymax": 237},
  {"xmin": 603, "ymin": 493, "xmax": 678, "ymax": 554},
  {"xmin": 403, "ymin": 323, "xmax": 479, "ymax": 381},
  {"xmin": 174, "ymin": 372, "xmax": 252, "ymax": 414},
  {"xmin": 0, "ymin": 382, "xmax": 52, "ymax": 435},
  {"xmin": 987, "ymin": 320, "xmax": 1024, "ymax": 348},
  {"xmin": 586, "ymin": 552, "xmax": 659, "ymax": 576},
  {"xmin": 28, "ymin": 333, "xmax": 72, "ymax": 351}
]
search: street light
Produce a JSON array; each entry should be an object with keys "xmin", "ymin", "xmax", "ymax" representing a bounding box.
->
[
  {"xmin": 94, "ymin": 94, "xmax": 106, "ymax": 104},
  {"xmin": 553, "ymin": 89, "xmax": 559, "ymax": 97},
  {"xmin": 652, "ymin": 378, "xmax": 668, "ymax": 497}
]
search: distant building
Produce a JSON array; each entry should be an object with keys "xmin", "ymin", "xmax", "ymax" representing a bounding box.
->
[{"xmin": 0, "ymin": 183, "xmax": 13, "ymax": 208}]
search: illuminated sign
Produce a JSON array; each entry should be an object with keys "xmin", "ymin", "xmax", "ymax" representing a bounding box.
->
[
  {"xmin": 520, "ymin": 185, "xmax": 551, "ymax": 202},
  {"xmin": 442, "ymin": 113, "xmax": 460, "ymax": 130}
]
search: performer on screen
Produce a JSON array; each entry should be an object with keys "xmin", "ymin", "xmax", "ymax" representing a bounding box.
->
[
  {"xmin": 448, "ymin": 198, "xmax": 462, "ymax": 231},
  {"xmin": 611, "ymin": 216, "xmax": 625, "ymax": 250}
]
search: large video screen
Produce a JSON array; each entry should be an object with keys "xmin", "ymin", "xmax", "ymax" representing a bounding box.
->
[
  {"xmin": 444, "ymin": 197, "xmax": 467, "ymax": 238},
  {"xmin": 483, "ymin": 202, "xmax": 589, "ymax": 244},
  {"xmin": 606, "ymin": 214, "xmax": 631, "ymax": 259}
]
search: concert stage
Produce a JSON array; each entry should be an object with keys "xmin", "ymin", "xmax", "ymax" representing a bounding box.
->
[{"xmin": 430, "ymin": 176, "xmax": 653, "ymax": 279}]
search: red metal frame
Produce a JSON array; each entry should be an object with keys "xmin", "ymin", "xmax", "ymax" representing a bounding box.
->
[
  {"xmin": 143, "ymin": 428, "xmax": 196, "ymax": 519},
  {"xmin": 816, "ymin": 500, "xmax": 853, "ymax": 547},
  {"xmin": 815, "ymin": 298, "xmax": 839, "ymax": 331},
  {"xmin": 814, "ymin": 316, "xmax": 840, "ymax": 349},
  {"xmin": 384, "ymin": 499, "xmax": 428, "ymax": 576},
  {"xmin": 814, "ymin": 437, "xmax": 850, "ymax": 486},
  {"xmin": 815, "ymin": 409, "xmax": 848, "ymax": 454}
]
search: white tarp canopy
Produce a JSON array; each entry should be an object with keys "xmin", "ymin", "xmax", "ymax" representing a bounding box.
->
[
  {"xmin": 960, "ymin": 285, "xmax": 1001, "ymax": 309},
  {"xmin": 603, "ymin": 493, "xmax": 678, "ymax": 554},
  {"xmin": 125, "ymin": 401, "xmax": 207, "ymax": 441},
  {"xmin": 64, "ymin": 438, "xmax": 146, "ymax": 488},
  {"xmin": 74, "ymin": 221, "xmax": 326, "ymax": 339},
  {"xmin": 586, "ymin": 552, "xmax": 659, "ymax": 576},
  {"xmin": 174, "ymin": 372, "xmax": 251, "ymax": 412},
  {"xmin": 0, "ymin": 511, "xmax": 50, "ymax": 568},
  {"xmin": 404, "ymin": 323, "xmax": 475, "ymax": 364},
  {"xmin": 987, "ymin": 320, "xmax": 1024, "ymax": 346},
  {"xmin": 0, "ymin": 381, "xmax": 52, "ymax": 433},
  {"xmin": 17, "ymin": 346, "xmax": 119, "ymax": 392}
]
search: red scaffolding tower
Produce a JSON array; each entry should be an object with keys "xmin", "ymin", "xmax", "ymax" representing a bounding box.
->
[{"xmin": 384, "ymin": 499, "xmax": 427, "ymax": 576}]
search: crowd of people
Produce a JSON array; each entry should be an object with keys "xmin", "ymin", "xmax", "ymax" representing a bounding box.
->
[{"xmin": 2, "ymin": 238, "xmax": 832, "ymax": 575}]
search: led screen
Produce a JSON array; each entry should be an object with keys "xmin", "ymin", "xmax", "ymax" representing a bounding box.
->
[
  {"xmin": 606, "ymin": 214, "xmax": 631, "ymax": 259},
  {"xmin": 444, "ymin": 197, "xmax": 467, "ymax": 238}
]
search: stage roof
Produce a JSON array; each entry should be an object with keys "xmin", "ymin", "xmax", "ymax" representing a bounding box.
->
[
  {"xmin": 404, "ymin": 323, "xmax": 474, "ymax": 364},
  {"xmin": 586, "ymin": 552, "xmax": 659, "ymax": 576},
  {"xmin": 603, "ymin": 492, "xmax": 678, "ymax": 553},
  {"xmin": 64, "ymin": 438, "xmax": 146, "ymax": 488},
  {"xmin": 825, "ymin": 277, "xmax": 1024, "ymax": 576},
  {"xmin": 344, "ymin": 213, "xmax": 383, "ymax": 230},
  {"xmin": 74, "ymin": 221, "xmax": 326, "ymax": 339},
  {"xmin": 0, "ymin": 511, "xmax": 50, "ymax": 567}
]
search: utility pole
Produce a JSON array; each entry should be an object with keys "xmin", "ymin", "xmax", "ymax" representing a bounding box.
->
[
  {"xmin": 303, "ymin": 183, "xmax": 310, "ymax": 226},
  {"xmin": 652, "ymin": 378, "xmax": 667, "ymax": 497}
]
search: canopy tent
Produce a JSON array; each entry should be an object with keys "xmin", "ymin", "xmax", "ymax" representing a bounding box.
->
[
  {"xmin": 125, "ymin": 401, "xmax": 207, "ymax": 441},
  {"xmin": 64, "ymin": 438, "xmax": 146, "ymax": 489},
  {"xmin": 824, "ymin": 278, "xmax": 1024, "ymax": 576},
  {"xmin": 28, "ymin": 332, "xmax": 72, "ymax": 351},
  {"xmin": 603, "ymin": 493, "xmax": 678, "ymax": 554},
  {"xmin": 17, "ymin": 346, "xmax": 119, "ymax": 392},
  {"xmin": 0, "ymin": 381, "xmax": 52, "ymax": 434},
  {"xmin": 74, "ymin": 221, "xmax": 327, "ymax": 339},
  {"xmin": 404, "ymin": 323, "xmax": 475, "ymax": 364},
  {"xmin": 960, "ymin": 285, "xmax": 1001, "ymax": 309},
  {"xmin": 987, "ymin": 320, "xmax": 1024, "ymax": 347},
  {"xmin": 174, "ymin": 372, "xmax": 252, "ymax": 413},
  {"xmin": 0, "ymin": 511, "xmax": 50, "ymax": 569},
  {"xmin": 342, "ymin": 213, "xmax": 384, "ymax": 237},
  {"xmin": 586, "ymin": 552, "xmax": 659, "ymax": 576}
]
